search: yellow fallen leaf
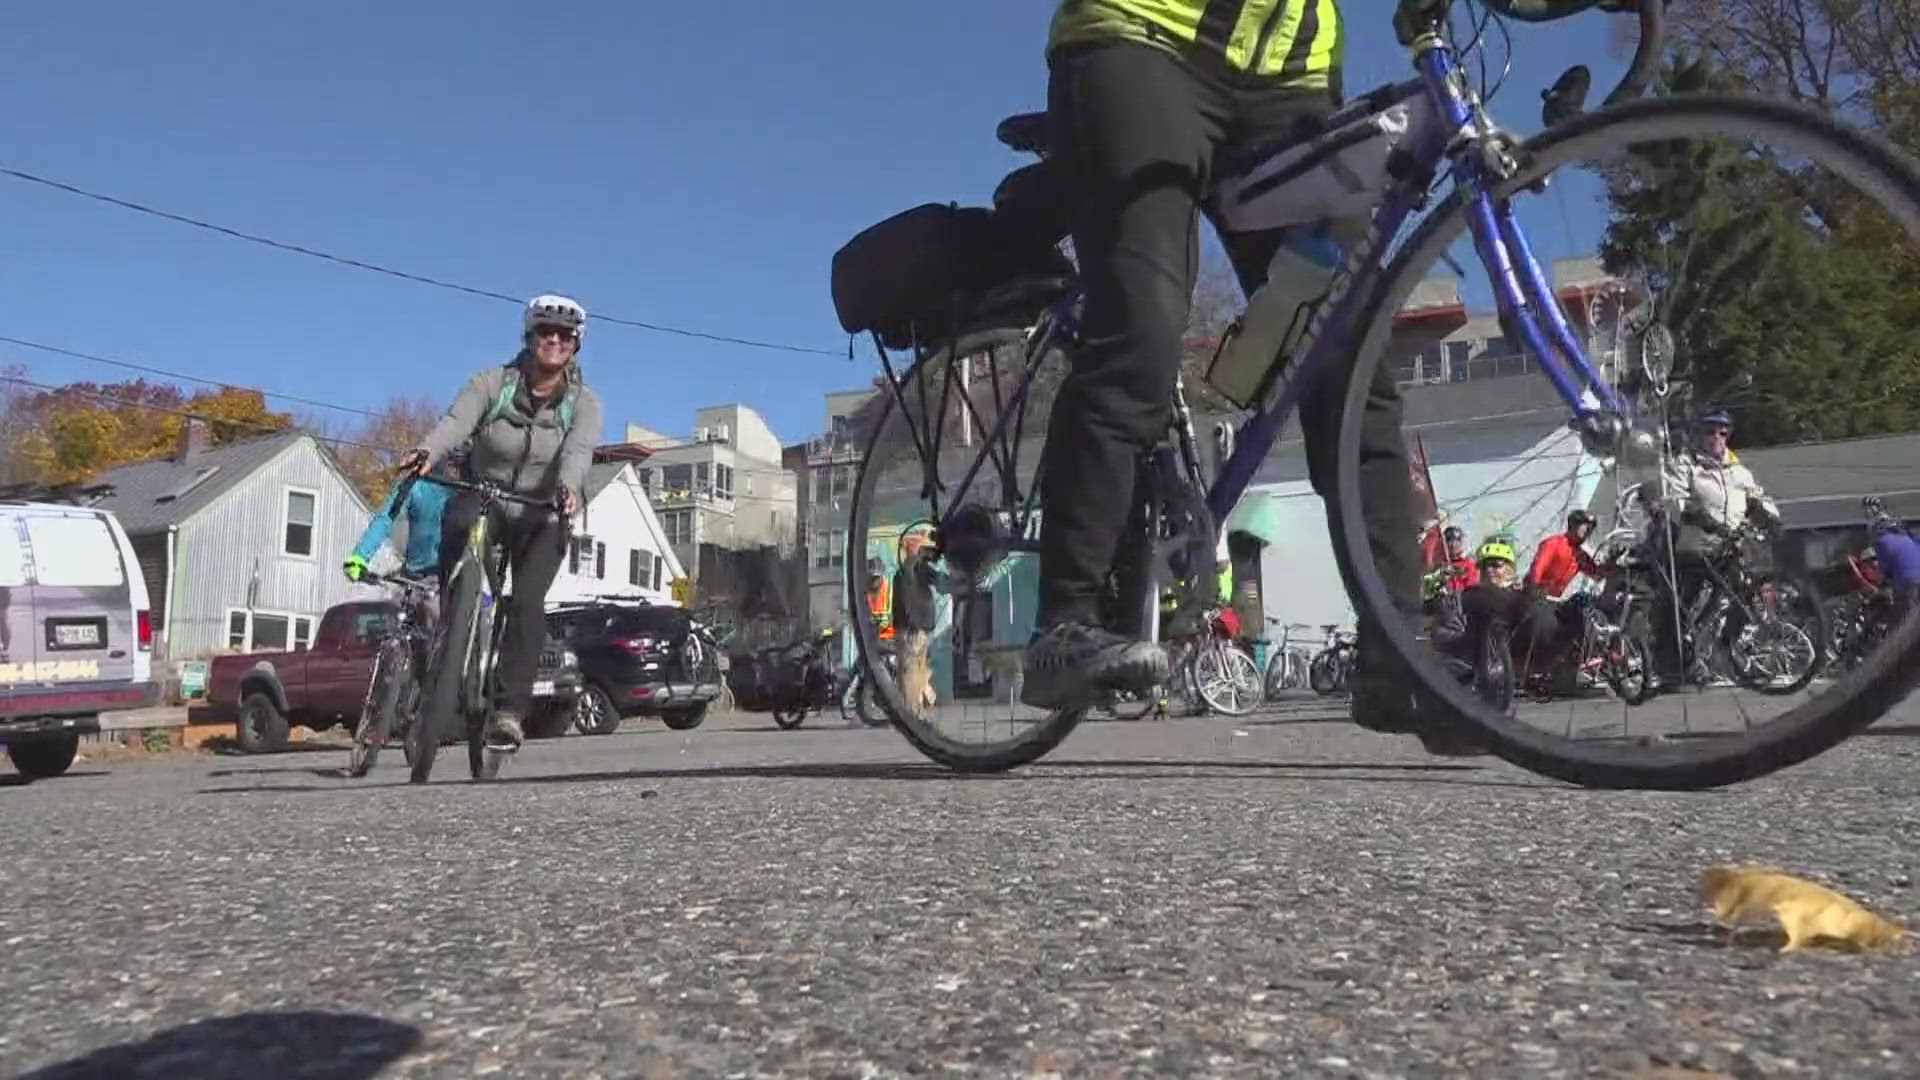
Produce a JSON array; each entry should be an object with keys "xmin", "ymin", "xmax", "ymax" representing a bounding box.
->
[{"xmin": 1699, "ymin": 865, "xmax": 1905, "ymax": 954}]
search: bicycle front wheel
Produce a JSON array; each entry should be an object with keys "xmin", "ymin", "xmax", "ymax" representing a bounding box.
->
[
  {"xmin": 412, "ymin": 567, "xmax": 481, "ymax": 784},
  {"xmin": 349, "ymin": 641, "xmax": 408, "ymax": 778},
  {"xmin": 1329, "ymin": 93, "xmax": 1920, "ymax": 790}
]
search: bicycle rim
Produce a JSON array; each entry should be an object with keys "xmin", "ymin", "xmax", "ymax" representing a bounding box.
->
[
  {"xmin": 844, "ymin": 326, "xmax": 1091, "ymax": 771},
  {"xmin": 1331, "ymin": 93, "xmax": 1920, "ymax": 790}
]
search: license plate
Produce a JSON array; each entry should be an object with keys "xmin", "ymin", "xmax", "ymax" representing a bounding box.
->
[
  {"xmin": 53, "ymin": 623, "xmax": 101, "ymax": 647},
  {"xmin": 532, "ymin": 680, "xmax": 555, "ymax": 697}
]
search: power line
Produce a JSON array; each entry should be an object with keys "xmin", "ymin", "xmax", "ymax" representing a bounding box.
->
[
  {"xmin": 0, "ymin": 333, "xmax": 378, "ymax": 418},
  {"xmin": 1, "ymin": 165, "xmax": 843, "ymax": 358}
]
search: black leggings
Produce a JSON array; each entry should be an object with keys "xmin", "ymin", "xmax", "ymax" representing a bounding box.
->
[
  {"xmin": 438, "ymin": 494, "xmax": 564, "ymax": 718},
  {"xmin": 1036, "ymin": 41, "xmax": 1421, "ymax": 641}
]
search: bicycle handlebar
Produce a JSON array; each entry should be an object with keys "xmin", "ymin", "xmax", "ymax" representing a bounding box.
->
[
  {"xmin": 389, "ymin": 470, "xmax": 575, "ymax": 556},
  {"xmin": 1399, "ymin": 0, "xmax": 1665, "ymax": 122}
]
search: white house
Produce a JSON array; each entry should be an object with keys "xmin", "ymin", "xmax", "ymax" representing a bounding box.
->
[
  {"xmin": 546, "ymin": 460, "xmax": 686, "ymax": 607},
  {"xmin": 88, "ymin": 423, "xmax": 374, "ymax": 658}
]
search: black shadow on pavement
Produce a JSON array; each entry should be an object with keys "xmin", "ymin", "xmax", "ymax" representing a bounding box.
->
[
  {"xmin": 2, "ymin": 770, "xmax": 112, "ymax": 787},
  {"xmin": 1620, "ymin": 918, "xmax": 1781, "ymax": 953},
  {"xmin": 1858, "ymin": 724, "xmax": 1920, "ymax": 737},
  {"xmin": 18, "ymin": 1010, "xmax": 421, "ymax": 1080}
]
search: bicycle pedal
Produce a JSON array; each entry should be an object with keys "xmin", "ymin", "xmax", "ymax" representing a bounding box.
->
[{"xmin": 484, "ymin": 741, "xmax": 522, "ymax": 754}]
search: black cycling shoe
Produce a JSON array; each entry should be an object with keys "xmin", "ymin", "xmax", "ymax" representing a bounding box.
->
[
  {"xmin": 1350, "ymin": 637, "xmax": 1491, "ymax": 759},
  {"xmin": 1020, "ymin": 621, "xmax": 1170, "ymax": 712}
]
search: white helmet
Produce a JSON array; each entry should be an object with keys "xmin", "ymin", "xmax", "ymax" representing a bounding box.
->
[{"xmin": 523, "ymin": 294, "xmax": 587, "ymax": 337}]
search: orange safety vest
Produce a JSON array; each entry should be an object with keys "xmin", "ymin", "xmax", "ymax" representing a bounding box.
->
[{"xmin": 868, "ymin": 579, "xmax": 894, "ymax": 639}]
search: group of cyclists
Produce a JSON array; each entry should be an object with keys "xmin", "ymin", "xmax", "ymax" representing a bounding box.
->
[{"xmin": 337, "ymin": 0, "xmax": 1919, "ymax": 776}]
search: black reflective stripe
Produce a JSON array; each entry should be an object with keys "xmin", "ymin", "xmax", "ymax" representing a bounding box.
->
[
  {"xmin": 1278, "ymin": 0, "xmax": 1320, "ymax": 80},
  {"xmin": 1230, "ymin": 120, "xmax": 1384, "ymax": 206},
  {"xmin": 1195, "ymin": 0, "xmax": 1248, "ymax": 52},
  {"xmin": 1250, "ymin": 1, "xmax": 1293, "ymax": 71}
]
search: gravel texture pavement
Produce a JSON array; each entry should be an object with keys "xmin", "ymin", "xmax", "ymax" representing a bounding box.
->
[{"xmin": 4, "ymin": 706, "xmax": 1919, "ymax": 1078}]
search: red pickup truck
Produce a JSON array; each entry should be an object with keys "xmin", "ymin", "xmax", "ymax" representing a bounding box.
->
[{"xmin": 206, "ymin": 599, "xmax": 581, "ymax": 753}]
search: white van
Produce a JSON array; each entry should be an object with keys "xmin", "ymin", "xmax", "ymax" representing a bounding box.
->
[{"xmin": 0, "ymin": 501, "xmax": 158, "ymax": 779}]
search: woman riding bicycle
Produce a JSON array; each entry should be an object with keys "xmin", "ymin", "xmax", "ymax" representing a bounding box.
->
[{"xmin": 401, "ymin": 294, "xmax": 605, "ymax": 750}]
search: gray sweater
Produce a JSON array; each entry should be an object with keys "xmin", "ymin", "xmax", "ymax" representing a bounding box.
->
[{"xmin": 418, "ymin": 358, "xmax": 604, "ymax": 504}]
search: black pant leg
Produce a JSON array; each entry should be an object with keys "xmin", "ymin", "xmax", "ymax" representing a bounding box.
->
[
  {"xmin": 1035, "ymin": 42, "xmax": 1228, "ymax": 628},
  {"xmin": 497, "ymin": 511, "xmax": 566, "ymax": 718}
]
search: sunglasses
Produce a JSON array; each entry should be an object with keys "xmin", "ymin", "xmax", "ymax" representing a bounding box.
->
[{"xmin": 531, "ymin": 324, "xmax": 580, "ymax": 342}]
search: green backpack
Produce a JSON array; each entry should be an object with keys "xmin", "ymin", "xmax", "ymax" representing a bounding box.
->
[{"xmin": 482, "ymin": 364, "xmax": 578, "ymax": 434}]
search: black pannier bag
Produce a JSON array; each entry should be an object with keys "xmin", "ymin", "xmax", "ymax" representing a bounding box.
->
[{"xmin": 830, "ymin": 200, "xmax": 1073, "ymax": 351}]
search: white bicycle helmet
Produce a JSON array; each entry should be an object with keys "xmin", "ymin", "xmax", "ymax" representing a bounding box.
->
[{"xmin": 523, "ymin": 294, "xmax": 587, "ymax": 337}]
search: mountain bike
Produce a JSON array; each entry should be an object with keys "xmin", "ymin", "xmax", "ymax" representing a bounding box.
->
[
  {"xmin": 346, "ymin": 570, "xmax": 437, "ymax": 778},
  {"xmin": 832, "ymin": 0, "xmax": 1920, "ymax": 788},
  {"xmin": 405, "ymin": 475, "xmax": 571, "ymax": 784}
]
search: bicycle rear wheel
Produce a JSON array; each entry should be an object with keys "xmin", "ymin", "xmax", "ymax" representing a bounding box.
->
[
  {"xmin": 1329, "ymin": 93, "xmax": 1920, "ymax": 789},
  {"xmin": 843, "ymin": 326, "xmax": 1090, "ymax": 771}
]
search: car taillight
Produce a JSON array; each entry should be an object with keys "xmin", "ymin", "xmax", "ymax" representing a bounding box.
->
[
  {"xmin": 615, "ymin": 636, "xmax": 660, "ymax": 656},
  {"xmin": 137, "ymin": 610, "xmax": 153, "ymax": 650}
]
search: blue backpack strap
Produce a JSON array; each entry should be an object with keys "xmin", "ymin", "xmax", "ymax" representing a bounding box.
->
[{"xmin": 484, "ymin": 366, "xmax": 520, "ymax": 428}]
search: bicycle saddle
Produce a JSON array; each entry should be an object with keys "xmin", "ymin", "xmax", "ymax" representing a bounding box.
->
[{"xmin": 996, "ymin": 112, "xmax": 1049, "ymax": 156}]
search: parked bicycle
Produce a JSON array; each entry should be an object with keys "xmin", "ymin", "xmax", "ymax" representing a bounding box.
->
[
  {"xmin": 346, "ymin": 570, "xmax": 438, "ymax": 778},
  {"xmin": 1307, "ymin": 626, "xmax": 1356, "ymax": 697},
  {"xmin": 1258, "ymin": 620, "xmax": 1318, "ymax": 702},
  {"xmin": 407, "ymin": 475, "xmax": 571, "ymax": 784},
  {"xmin": 831, "ymin": 0, "xmax": 1920, "ymax": 789}
]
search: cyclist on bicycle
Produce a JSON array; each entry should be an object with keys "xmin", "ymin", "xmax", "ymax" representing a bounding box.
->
[
  {"xmin": 400, "ymin": 294, "xmax": 604, "ymax": 750},
  {"xmin": 343, "ymin": 443, "xmax": 470, "ymax": 682},
  {"xmin": 1647, "ymin": 407, "xmax": 1779, "ymax": 682},
  {"xmin": 1022, "ymin": 0, "xmax": 1612, "ymax": 752},
  {"xmin": 1868, "ymin": 502, "xmax": 1920, "ymax": 589},
  {"xmin": 1521, "ymin": 509, "xmax": 1609, "ymax": 678}
]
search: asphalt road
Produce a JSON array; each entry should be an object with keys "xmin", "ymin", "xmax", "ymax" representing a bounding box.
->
[{"xmin": 5, "ymin": 703, "xmax": 1920, "ymax": 1079}]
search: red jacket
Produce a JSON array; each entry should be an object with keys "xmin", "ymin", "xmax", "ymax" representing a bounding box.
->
[{"xmin": 1528, "ymin": 533, "xmax": 1601, "ymax": 597}]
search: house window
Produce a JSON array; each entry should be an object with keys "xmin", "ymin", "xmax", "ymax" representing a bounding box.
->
[
  {"xmin": 661, "ymin": 510, "xmax": 693, "ymax": 546},
  {"xmin": 283, "ymin": 488, "xmax": 317, "ymax": 557},
  {"xmin": 594, "ymin": 541, "xmax": 606, "ymax": 580},
  {"xmin": 568, "ymin": 537, "xmax": 585, "ymax": 575},
  {"xmin": 816, "ymin": 529, "xmax": 847, "ymax": 570},
  {"xmin": 252, "ymin": 614, "xmax": 291, "ymax": 652},
  {"xmin": 833, "ymin": 464, "xmax": 852, "ymax": 501},
  {"xmin": 661, "ymin": 463, "xmax": 692, "ymax": 494},
  {"xmin": 226, "ymin": 609, "xmax": 313, "ymax": 652},
  {"xmin": 814, "ymin": 465, "xmax": 832, "ymax": 504},
  {"xmin": 653, "ymin": 554, "xmax": 663, "ymax": 588},
  {"xmin": 694, "ymin": 461, "xmax": 710, "ymax": 495},
  {"xmin": 1446, "ymin": 340, "xmax": 1472, "ymax": 381},
  {"xmin": 637, "ymin": 468, "xmax": 652, "ymax": 491},
  {"xmin": 1420, "ymin": 344, "xmax": 1445, "ymax": 384},
  {"xmin": 714, "ymin": 464, "xmax": 734, "ymax": 500},
  {"xmin": 629, "ymin": 548, "xmax": 644, "ymax": 587}
]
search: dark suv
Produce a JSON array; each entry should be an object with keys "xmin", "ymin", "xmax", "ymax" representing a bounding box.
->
[{"xmin": 546, "ymin": 601, "xmax": 721, "ymax": 733}]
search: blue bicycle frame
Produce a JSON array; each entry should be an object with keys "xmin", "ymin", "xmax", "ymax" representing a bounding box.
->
[{"xmin": 923, "ymin": 33, "xmax": 1635, "ymax": 605}]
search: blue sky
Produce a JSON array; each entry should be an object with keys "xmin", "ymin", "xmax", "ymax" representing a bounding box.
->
[{"xmin": 0, "ymin": 1, "xmax": 1632, "ymax": 447}]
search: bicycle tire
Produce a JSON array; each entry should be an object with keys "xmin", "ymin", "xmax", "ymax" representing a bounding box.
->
[
  {"xmin": 1732, "ymin": 572, "xmax": 1827, "ymax": 697},
  {"xmin": 1328, "ymin": 92, "xmax": 1920, "ymax": 790},
  {"xmin": 412, "ymin": 563, "xmax": 482, "ymax": 784},
  {"xmin": 1193, "ymin": 641, "xmax": 1262, "ymax": 716},
  {"xmin": 844, "ymin": 326, "xmax": 1089, "ymax": 772},
  {"xmin": 349, "ymin": 640, "xmax": 408, "ymax": 778},
  {"xmin": 469, "ymin": 603, "xmax": 509, "ymax": 781},
  {"xmin": 1308, "ymin": 651, "xmax": 1337, "ymax": 694}
]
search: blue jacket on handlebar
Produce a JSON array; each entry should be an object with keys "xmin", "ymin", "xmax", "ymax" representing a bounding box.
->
[{"xmin": 352, "ymin": 476, "xmax": 452, "ymax": 579}]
